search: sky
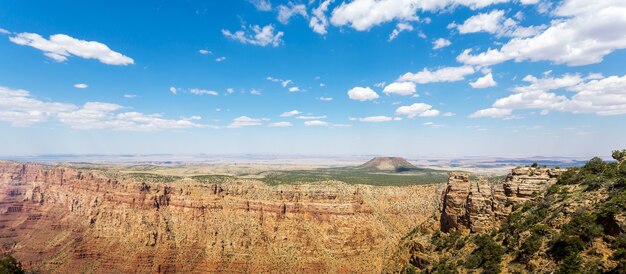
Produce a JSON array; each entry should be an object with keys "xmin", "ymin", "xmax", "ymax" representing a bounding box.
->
[{"xmin": 0, "ymin": 0, "xmax": 625, "ymax": 157}]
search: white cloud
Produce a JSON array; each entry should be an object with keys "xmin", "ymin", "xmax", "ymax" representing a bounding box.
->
[
  {"xmin": 297, "ymin": 115, "xmax": 327, "ymax": 120},
  {"xmin": 304, "ymin": 120, "xmax": 329, "ymax": 126},
  {"xmin": 383, "ymin": 82, "xmax": 416, "ymax": 96},
  {"xmin": 469, "ymin": 73, "xmax": 497, "ymax": 88},
  {"xmin": 215, "ymin": 56, "xmax": 226, "ymax": 62},
  {"xmin": 58, "ymin": 102, "xmax": 206, "ymax": 131},
  {"xmin": 226, "ymin": 88, "xmax": 235, "ymax": 94},
  {"xmin": 189, "ymin": 88, "xmax": 219, "ymax": 96},
  {"xmin": 222, "ymin": 24, "xmax": 284, "ymax": 47},
  {"xmin": 319, "ymin": 96, "xmax": 333, "ymax": 101},
  {"xmin": 0, "ymin": 86, "xmax": 76, "ymax": 126},
  {"xmin": 74, "ymin": 83, "xmax": 88, "ymax": 89},
  {"xmin": 9, "ymin": 32, "xmax": 134, "ymax": 65},
  {"xmin": 469, "ymin": 107, "xmax": 512, "ymax": 118},
  {"xmin": 280, "ymin": 110, "xmax": 301, "ymax": 117},
  {"xmin": 451, "ymin": 9, "xmax": 546, "ymax": 38},
  {"xmin": 0, "ymin": 28, "xmax": 10, "ymax": 35},
  {"xmin": 356, "ymin": 116, "xmax": 394, "ymax": 122},
  {"xmin": 278, "ymin": 3, "xmax": 308, "ymax": 24},
  {"xmin": 330, "ymin": 0, "xmax": 509, "ymax": 31},
  {"xmin": 442, "ymin": 112, "xmax": 455, "ymax": 116},
  {"xmin": 248, "ymin": 0, "xmax": 272, "ymax": 11},
  {"xmin": 395, "ymin": 103, "xmax": 440, "ymax": 118},
  {"xmin": 250, "ymin": 89, "xmax": 262, "ymax": 95},
  {"xmin": 228, "ymin": 116, "xmax": 263, "ymax": 128},
  {"xmin": 0, "ymin": 86, "xmax": 206, "ymax": 130},
  {"xmin": 281, "ymin": 80, "xmax": 292, "ymax": 87},
  {"xmin": 347, "ymin": 86, "xmax": 379, "ymax": 101},
  {"xmin": 199, "ymin": 49, "xmax": 211, "ymax": 55},
  {"xmin": 457, "ymin": 0, "xmax": 626, "ymax": 66},
  {"xmin": 388, "ymin": 23, "xmax": 414, "ymax": 41},
  {"xmin": 123, "ymin": 94, "xmax": 136, "ymax": 98},
  {"xmin": 470, "ymin": 73, "xmax": 626, "ymax": 118},
  {"xmin": 398, "ymin": 66, "xmax": 475, "ymax": 84},
  {"xmin": 310, "ymin": 0, "xmax": 333, "ymax": 35},
  {"xmin": 269, "ymin": 121, "xmax": 293, "ymax": 127},
  {"xmin": 169, "ymin": 86, "xmax": 178, "ymax": 95},
  {"xmin": 423, "ymin": 121, "xmax": 445, "ymax": 128},
  {"xmin": 288, "ymin": 86, "xmax": 301, "ymax": 92},
  {"xmin": 433, "ymin": 38, "xmax": 451, "ymax": 49},
  {"xmin": 454, "ymin": 10, "xmax": 502, "ymax": 34}
]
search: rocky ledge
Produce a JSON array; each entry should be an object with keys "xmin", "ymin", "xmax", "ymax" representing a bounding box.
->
[{"xmin": 440, "ymin": 167, "xmax": 565, "ymax": 233}]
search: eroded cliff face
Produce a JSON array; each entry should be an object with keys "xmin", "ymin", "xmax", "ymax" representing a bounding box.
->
[
  {"xmin": 0, "ymin": 161, "xmax": 439, "ymax": 273},
  {"xmin": 440, "ymin": 167, "xmax": 565, "ymax": 233}
]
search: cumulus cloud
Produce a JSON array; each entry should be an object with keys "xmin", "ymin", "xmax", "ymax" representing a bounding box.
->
[
  {"xmin": 269, "ymin": 121, "xmax": 293, "ymax": 127},
  {"xmin": 280, "ymin": 110, "xmax": 301, "ymax": 117},
  {"xmin": 347, "ymin": 86, "xmax": 379, "ymax": 101},
  {"xmin": 74, "ymin": 83, "xmax": 88, "ymax": 89},
  {"xmin": 330, "ymin": 0, "xmax": 509, "ymax": 31},
  {"xmin": 388, "ymin": 23, "xmax": 413, "ymax": 41},
  {"xmin": 469, "ymin": 73, "xmax": 497, "ymax": 88},
  {"xmin": 277, "ymin": 3, "xmax": 308, "ymax": 24},
  {"xmin": 383, "ymin": 82, "xmax": 416, "ymax": 95},
  {"xmin": 470, "ymin": 73, "xmax": 626, "ymax": 118},
  {"xmin": 457, "ymin": 0, "xmax": 626, "ymax": 66},
  {"xmin": 0, "ymin": 86, "xmax": 76, "ymax": 126},
  {"xmin": 309, "ymin": 0, "xmax": 333, "ymax": 35},
  {"xmin": 318, "ymin": 96, "xmax": 333, "ymax": 101},
  {"xmin": 450, "ymin": 9, "xmax": 546, "ymax": 38},
  {"xmin": 222, "ymin": 24, "xmax": 284, "ymax": 47},
  {"xmin": 9, "ymin": 32, "xmax": 134, "ymax": 65},
  {"xmin": 433, "ymin": 38, "xmax": 451, "ymax": 49},
  {"xmin": 215, "ymin": 56, "xmax": 226, "ymax": 62},
  {"xmin": 0, "ymin": 86, "xmax": 205, "ymax": 130},
  {"xmin": 228, "ymin": 116, "xmax": 263, "ymax": 128},
  {"xmin": 398, "ymin": 66, "xmax": 475, "ymax": 84},
  {"xmin": 199, "ymin": 49, "xmax": 211, "ymax": 55},
  {"xmin": 288, "ymin": 86, "xmax": 301, "ymax": 92},
  {"xmin": 395, "ymin": 103, "xmax": 440, "ymax": 118}
]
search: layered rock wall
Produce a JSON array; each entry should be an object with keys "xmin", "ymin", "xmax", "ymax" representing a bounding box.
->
[
  {"xmin": 0, "ymin": 161, "xmax": 438, "ymax": 273},
  {"xmin": 440, "ymin": 167, "xmax": 564, "ymax": 233}
]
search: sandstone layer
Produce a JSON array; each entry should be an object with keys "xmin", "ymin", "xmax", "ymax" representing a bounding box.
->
[
  {"xmin": 440, "ymin": 167, "xmax": 564, "ymax": 233},
  {"xmin": 0, "ymin": 161, "xmax": 439, "ymax": 273}
]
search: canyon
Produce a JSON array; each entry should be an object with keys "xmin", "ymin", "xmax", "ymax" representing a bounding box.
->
[{"xmin": 0, "ymin": 161, "xmax": 440, "ymax": 273}]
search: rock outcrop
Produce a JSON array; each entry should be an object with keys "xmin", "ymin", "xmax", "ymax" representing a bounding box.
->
[
  {"xmin": 0, "ymin": 161, "xmax": 439, "ymax": 273},
  {"xmin": 440, "ymin": 167, "xmax": 565, "ymax": 233}
]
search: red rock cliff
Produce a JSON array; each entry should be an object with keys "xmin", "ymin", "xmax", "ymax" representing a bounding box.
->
[{"xmin": 0, "ymin": 161, "xmax": 438, "ymax": 273}]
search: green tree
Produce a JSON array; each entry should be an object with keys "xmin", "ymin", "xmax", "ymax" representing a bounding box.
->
[{"xmin": 0, "ymin": 254, "xmax": 25, "ymax": 274}]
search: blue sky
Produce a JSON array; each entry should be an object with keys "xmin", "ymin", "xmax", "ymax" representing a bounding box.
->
[{"xmin": 0, "ymin": 0, "xmax": 625, "ymax": 157}]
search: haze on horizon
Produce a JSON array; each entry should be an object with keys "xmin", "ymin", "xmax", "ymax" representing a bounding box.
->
[{"xmin": 1, "ymin": 0, "xmax": 625, "ymax": 157}]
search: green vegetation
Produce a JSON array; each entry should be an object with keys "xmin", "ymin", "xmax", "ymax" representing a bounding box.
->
[
  {"xmin": 123, "ymin": 172, "xmax": 181, "ymax": 183},
  {"xmin": 397, "ymin": 150, "xmax": 626, "ymax": 273},
  {"xmin": 0, "ymin": 254, "xmax": 25, "ymax": 274},
  {"xmin": 260, "ymin": 167, "xmax": 449, "ymax": 186},
  {"xmin": 191, "ymin": 174, "xmax": 234, "ymax": 184}
]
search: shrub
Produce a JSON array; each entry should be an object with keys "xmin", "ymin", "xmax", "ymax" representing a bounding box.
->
[
  {"xmin": 584, "ymin": 157, "xmax": 605, "ymax": 174},
  {"xmin": 517, "ymin": 233, "xmax": 542, "ymax": 263},
  {"xmin": 465, "ymin": 235, "xmax": 504, "ymax": 273},
  {"xmin": 0, "ymin": 254, "xmax": 24, "ymax": 274},
  {"xmin": 612, "ymin": 149, "xmax": 626, "ymax": 162}
]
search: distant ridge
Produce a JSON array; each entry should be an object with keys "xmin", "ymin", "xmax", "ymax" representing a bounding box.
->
[{"xmin": 357, "ymin": 157, "xmax": 418, "ymax": 172}]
